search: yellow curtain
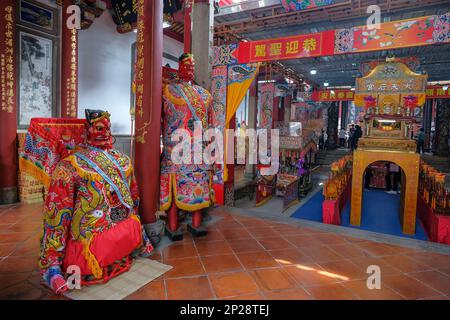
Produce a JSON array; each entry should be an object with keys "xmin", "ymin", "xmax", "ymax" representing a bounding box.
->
[{"xmin": 223, "ymin": 63, "xmax": 260, "ymax": 182}]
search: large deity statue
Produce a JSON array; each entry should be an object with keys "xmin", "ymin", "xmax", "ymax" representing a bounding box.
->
[
  {"xmin": 39, "ymin": 110, "xmax": 153, "ymax": 294},
  {"xmin": 160, "ymin": 53, "xmax": 214, "ymax": 241}
]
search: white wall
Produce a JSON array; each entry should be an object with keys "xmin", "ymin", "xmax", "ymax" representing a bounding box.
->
[
  {"xmin": 163, "ymin": 34, "xmax": 183, "ymax": 69},
  {"xmin": 78, "ymin": 12, "xmax": 135, "ymax": 134},
  {"xmin": 78, "ymin": 13, "xmax": 183, "ymax": 135}
]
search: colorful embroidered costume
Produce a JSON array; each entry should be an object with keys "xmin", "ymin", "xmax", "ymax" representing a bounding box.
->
[
  {"xmin": 38, "ymin": 110, "xmax": 152, "ymax": 293},
  {"xmin": 160, "ymin": 78, "xmax": 215, "ymax": 212}
]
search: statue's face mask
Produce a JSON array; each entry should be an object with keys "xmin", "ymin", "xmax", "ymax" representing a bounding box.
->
[
  {"xmin": 179, "ymin": 55, "xmax": 195, "ymax": 83},
  {"xmin": 85, "ymin": 110, "xmax": 113, "ymax": 149}
]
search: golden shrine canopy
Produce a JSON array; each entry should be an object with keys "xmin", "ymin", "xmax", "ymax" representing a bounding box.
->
[{"xmin": 354, "ymin": 60, "xmax": 428, "ymax": 117}]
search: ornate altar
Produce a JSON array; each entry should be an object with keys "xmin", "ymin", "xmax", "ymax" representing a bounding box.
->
[
  {"xmin": 276, "ymin": 173, "xmax": 300, "ymax": 211},
  {"xmin": 417, "ymin": 161, "xmax": 450, "ymax": 244},
  {"xmin": 255, "ymin": 165, "xmax": 276, "ymax": 207},
  {"xmin": 354, "ymin": 59, "xmax": 427, "ymax": 145},
  {"xmin": 350, "ymin": 58, "xmax": 426, "ymax": 235},
  {"xmin": 275, "ymin": 121, "xmax": 315, "ymax": 198},
  {"xmin": 323, "ymin": 155, "xmax": 352, "ymax": 225}
]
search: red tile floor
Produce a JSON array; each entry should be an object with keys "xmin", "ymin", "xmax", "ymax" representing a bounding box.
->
[{"xmin": 0, "ymin": 203, "xmax": 449, "ymax": 300}]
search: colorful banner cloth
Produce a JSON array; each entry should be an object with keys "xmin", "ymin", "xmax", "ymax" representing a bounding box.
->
[
  {"xmin": 281, "ymin": 0, "xmax": 334, "ymax": 12},
  {"xmin": 211, "ymin": 66, "xmax": 228, "ymax": 183},
  {"xmin": 218, "ymin": 12, "xmax": 450, "ymax": 64},
  {"xmin": 226, "ymin": 63, "xmax": 260, "ymax": 126},
  {"xmin": 258, "ymin": 83, "xmax": 275, "ymax": 131},
  {"xmin": 335, "ymin": 13, "xmax": 450, "ymax": 54},
  {"xmin": 213, "ymin": 44, "xmax": 239, "ymax": 67},
  {"xmin": 19, "ymin": 118, "xmax": 86, "ymax": 187},
  {"xmin": 224, "ymin": 63, "xmax": 260, "ymax": 182}
]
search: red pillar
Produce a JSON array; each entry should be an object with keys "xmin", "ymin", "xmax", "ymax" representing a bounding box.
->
[
  {"xmin": 61, "ymin": 0, "xmax": 78, "ymax": 118},
  {"xmin": 134, "ymin": 0, "xmax": 163, "ymax": 224},
  {"xmin": 0, "ymin": 1, "xmax": 18, "ymax": 204},
  {"xmin": 184, "ymin": 0, "xmax": 192, "ymax": 53}
]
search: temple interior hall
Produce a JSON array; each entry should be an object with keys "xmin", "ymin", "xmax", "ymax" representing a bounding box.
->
[{"xmin": 0, "ymin": 0, "xmax": 449, "ymax": 301}]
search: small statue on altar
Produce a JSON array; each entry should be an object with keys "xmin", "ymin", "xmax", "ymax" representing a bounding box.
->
[
  {"xmin": 39, "ymin": 110, "xmax": 153, "ymax": 294},
  {"xmin": 160, "ymin": 53, "xmax": 214, "ymax": 241},
  {"xmin": 296, "ymin": 157, "xmax": 307, "ymax": 177}
]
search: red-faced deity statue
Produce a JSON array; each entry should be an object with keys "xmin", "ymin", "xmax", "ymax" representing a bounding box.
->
[
  {"xmin": 178, "ymin": 53, "xmax": 195, "ymax": 83},
  {"xmin": 85, "ymin": 109, "xmax": 113, "ymax": 149}
]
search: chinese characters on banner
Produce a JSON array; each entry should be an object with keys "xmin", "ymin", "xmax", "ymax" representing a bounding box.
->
[
  {"xmin": 426, "ymin": 86, "xmax": 450, "ymax": 99},
  {"xmin": 135, "ymin": 1, "xmax": 145, "ymax": 119},
  {"xmin": 311, "ymin": 87, "xmax": 450, "ymax": 102},
  {"xmin": 65, "ymin": 29, "xmax": 78, "ymax": 117},
  {"xmin": 230, "ymin": 13, "xmax": 450, "ymax": 64},
  {"xmin": 312, "ymin": 90, "xmax": 355, "ymax": 102},
  {"xmin": 1, "ymin": 5, "xmax": 15, "ymax": 113},
  {"xmin": 238, "ymin": 30, "xmax": 335, "ymax": 63}
]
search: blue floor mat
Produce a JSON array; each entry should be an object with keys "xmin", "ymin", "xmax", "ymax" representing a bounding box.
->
[
  {"xmin": 290, "ymin": 190, "xmax": 324, "ymax": 222},
  {"xmin": 291, "ymin": 189, "xmax": 428, "ymax": 241}
]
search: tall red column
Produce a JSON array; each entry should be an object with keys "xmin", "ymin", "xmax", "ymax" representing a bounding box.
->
[
  {"xmin": 60, "ymin": 0, "xmax": 78, "ymax": 118},
  {"xmin": 134, "ymin": 0, "xmax": 163, "ymax": 225},
  {"xmin": 184, "ymin": 0, "xmax": 192, "ymax": 53},
  {"xmin": 0, "ymin": 0, "xmax": 18, "ymax": 204}
]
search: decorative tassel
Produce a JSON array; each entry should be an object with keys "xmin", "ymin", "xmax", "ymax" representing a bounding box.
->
[{"xmin": 19, "ymin": 157, "xmax": 52, "ymax": 188}]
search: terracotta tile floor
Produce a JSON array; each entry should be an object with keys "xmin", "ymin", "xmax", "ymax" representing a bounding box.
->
[{"xmin": 0, "ymin": 203, "xmax": 450, "ymax": 300}]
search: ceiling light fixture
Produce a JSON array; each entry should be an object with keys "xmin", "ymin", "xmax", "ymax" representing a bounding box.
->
[
  {"xmin": 324, "ymin": 82, "xmax": 329, "ymax": 87},
  {"xmin": 310, "ymin": 70, "xmax": 317, "ymax": 75}
]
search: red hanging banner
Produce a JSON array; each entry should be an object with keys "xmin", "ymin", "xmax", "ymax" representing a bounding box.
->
[
  {"xmin": 238, "ymin": 30, "xmax": 335, "ymax": 63},
  {"xmin": 233, "ymin": 13, "xmax": 450, "ymax": 64},
  {"xmin": 312, "ymin": 90, "xmax": 355, "ymax": 101},
  {"xmin": 311, "ymin": 86, "xmax": 450, "ymax": 102},
  {"xmin": 425, "ymin": 86, "xmax": 450, "ymax": 99}
]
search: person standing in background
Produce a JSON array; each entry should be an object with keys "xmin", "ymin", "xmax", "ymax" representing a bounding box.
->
[
  {"xmin": 348, "ymin": 124, "xmax": 355, "ymax": 150},
  {"xmin": 338, "ymin": 128, "xmax": 346, "ymax": 148},
  {"xmin": 353, "ymin": 125, "xmax": 362, "ymax": 150},
  {"xmin": 415, "ymin": 128, "xmax": 425, "ymax": 154}
]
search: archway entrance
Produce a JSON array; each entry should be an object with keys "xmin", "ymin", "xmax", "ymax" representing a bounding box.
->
[
  {"xmin": 350, "ymin": 148, "xmax": 420, "ymax": 235},
  {"xmin": 360, "ymin": 161, "xmax": 406, "ymax": 235}
]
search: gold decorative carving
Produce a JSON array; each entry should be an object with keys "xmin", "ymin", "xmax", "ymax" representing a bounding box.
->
[
  {"xmin": 350, "ymin": 149, "xmax": 419, "ymax": 235},
  {"xmin": 357, "ymin": 138, "xmax": 416, "ymax": 153}
]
